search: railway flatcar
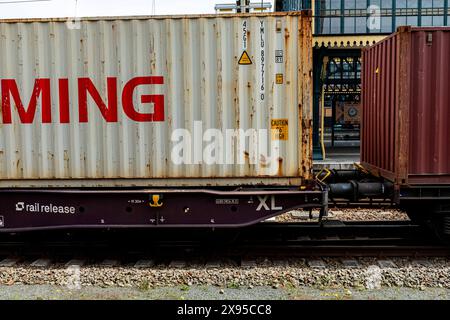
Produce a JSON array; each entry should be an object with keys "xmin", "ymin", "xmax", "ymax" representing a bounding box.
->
[
  {"xmin": 0, "ymin": 12, "xmax": 449, "ymax": 242},
  {"xmin": 0, "ymin": 12, "xmax": 329, "ymax": 231},
  {"xmin": 324, "ymin": 26, "xmax": 450, "ymax": 241},
  {"xmin": 360, "ymin": 26, "xmax": 450, "ymax": 239}
]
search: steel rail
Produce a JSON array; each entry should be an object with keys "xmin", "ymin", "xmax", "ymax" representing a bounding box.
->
[{"xmin": 0, "ymin": 221, "xmax": 447, "ymax": 260}]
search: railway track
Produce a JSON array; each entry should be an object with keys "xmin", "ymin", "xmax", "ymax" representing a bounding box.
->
[
  {"xmin": 0, "ymin": 221, "xmax": 448, "ymax": 265},
  {"xmin": 328, "ymin": 200, "xmax": 395, "ymax": 209}
]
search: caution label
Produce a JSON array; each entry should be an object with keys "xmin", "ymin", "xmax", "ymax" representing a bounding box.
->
[
  {"xmin": 238, "ymin": 51, "xmax": 252, "ymax": 65},
  {"xmin": 276, "ymin": 74, "xmax": 284, "ymax": 84},
  {"xmin": 271, "ymin": 119, "xmax": 289, "ymax": 141}
]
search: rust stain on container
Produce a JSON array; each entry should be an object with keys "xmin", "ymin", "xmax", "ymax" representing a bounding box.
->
[
  {"xmin": 277, "ymin": 157, "xmax": 283, "ymax": 176},
  {"xmin": 362, "ymin": 27, "xmax": 450, "ymax": 185}
]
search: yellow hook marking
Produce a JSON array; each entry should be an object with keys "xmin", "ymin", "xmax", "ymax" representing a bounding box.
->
[{"xmin": 149, "ymin": 195, "xmax": 163, "ymax": 208}]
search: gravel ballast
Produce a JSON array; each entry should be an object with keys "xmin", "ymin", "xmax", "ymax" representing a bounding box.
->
[
  {"xmin": 276, "ymin": 209, "xmax": 410, "ymax": 223},
  {"xmin": 0, "ymin": 285, "xmax": 449, "ymax": 300},
  {"xmin": 1, "ymin": 258, "xmax": 449, "ymax": 290}
]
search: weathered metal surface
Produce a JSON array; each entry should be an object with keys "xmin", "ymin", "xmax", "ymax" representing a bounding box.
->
[
  {"xmin": 362, "ymin": 27, "xmax": 450, "ymax": 186},
  {"xmin": 313, "ymin": 35, "xmax": 386, "ymax": 48},
  {"xmin": 0, "ymin": 12, "xmax": 312, "ymax": 187},
  {"xmin": 0, "ymin": 188, "xmax": 325, "ymax": 231},
  {"xmin": 300, "ymin": 13, "xmax": 313, "ymax": 180}
]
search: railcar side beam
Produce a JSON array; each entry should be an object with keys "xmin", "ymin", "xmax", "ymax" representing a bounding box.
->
[{"xmin": 0, "ymin": 188, "xmax": 327, "ymax": 232}]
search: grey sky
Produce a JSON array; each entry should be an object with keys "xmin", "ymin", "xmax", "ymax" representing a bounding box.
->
[{"xmin": 0, "ymin": 0, "xmax": 275, "ymax": 18}]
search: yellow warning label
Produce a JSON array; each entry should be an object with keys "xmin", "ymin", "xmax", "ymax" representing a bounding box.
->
[
  {"xmin": 271, "ymin": 119, "xmax": 289, "ymax": 141},
  {"xmin": 238, "ymin": 51, "xmax": 252, "ymax": 65},
  {"xmin": 276, "ymin": 74, "xmax": 284, "ymax": 84}
]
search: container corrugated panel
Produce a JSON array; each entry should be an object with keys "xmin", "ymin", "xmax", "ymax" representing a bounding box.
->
[
  {"xmin": 0, "ymin": 12, "xmax": 313, "ymax": 187},
  {"xmin": 362, "ymin": 26, "xmax": 450, "ymax": 185}
]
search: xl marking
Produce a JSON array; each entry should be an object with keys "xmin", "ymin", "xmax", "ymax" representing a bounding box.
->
[{"xmin": 256, "ymin": 196, "xmax": 282, "ymax": 211}]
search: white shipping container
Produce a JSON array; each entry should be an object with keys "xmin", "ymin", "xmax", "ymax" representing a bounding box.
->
[{"xmin": 0, "ymin": 12, "xmax": 312, "ymax": 187}]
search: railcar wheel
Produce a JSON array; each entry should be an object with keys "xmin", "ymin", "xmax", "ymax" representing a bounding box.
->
[
  {"xmin": 404, "ymin": 206, "xmax": 450, "ymax": 243},
  {"xmin": 403, "ymin": 205, "xmax": 432, "ymax": 224},
  {"xmin": 430, "ymin": 215, "xmax": 450, "ymax": 243}
]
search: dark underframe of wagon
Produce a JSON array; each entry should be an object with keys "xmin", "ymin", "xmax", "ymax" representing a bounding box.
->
[{"xmin": 0, "ymin": 188, "xmax": 327, "ymax": 232}]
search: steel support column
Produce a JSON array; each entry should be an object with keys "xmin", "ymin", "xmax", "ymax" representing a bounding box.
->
[
  {"xmin": 445, "ymin": 0, "xmax": 449, "ymax": 26},
  {"xmin": 313, "ymin": 47, "xmax": 326, "ymax": 159}
]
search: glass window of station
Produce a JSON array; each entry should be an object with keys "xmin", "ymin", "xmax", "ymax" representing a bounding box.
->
[
  {"xmin": 277, "ymin": 0, "xmax": 449, "ymax": 35},
  {"xmin": 276, "ymin": 0, "xmax": 312, "ymax": 10},
  {"xmin": 319, "ymin": 0, "xmax": 448, "ymax": 34}
]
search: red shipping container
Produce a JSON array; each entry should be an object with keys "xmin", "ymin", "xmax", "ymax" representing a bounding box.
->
[{"xmin": 362, "ymin": 26, "xmax": 450, "ymax": 186}]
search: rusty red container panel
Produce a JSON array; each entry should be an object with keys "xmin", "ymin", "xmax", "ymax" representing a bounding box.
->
[{"xmin": 362, "ymin": 27, "xmax": 450, "ymax": 185}]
